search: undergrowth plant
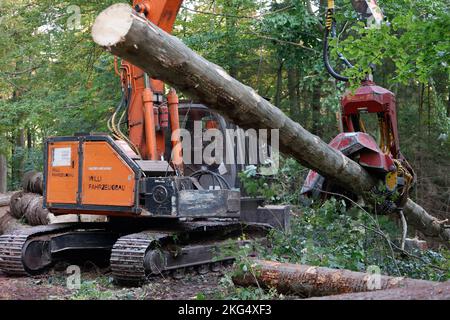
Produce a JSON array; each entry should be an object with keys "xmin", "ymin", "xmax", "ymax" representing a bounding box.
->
[{"xmin": 221, "ymin": 159, "xmax": 449, "ymax": 299}]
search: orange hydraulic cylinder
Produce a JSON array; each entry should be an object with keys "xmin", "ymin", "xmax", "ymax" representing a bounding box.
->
[
  {"xmin": 143, "ymin": 88, "xmax": 158, "ymax": 160},
  {"xmin": 167, "ymin": 88, "xmax": 183, "ymax": 170}
]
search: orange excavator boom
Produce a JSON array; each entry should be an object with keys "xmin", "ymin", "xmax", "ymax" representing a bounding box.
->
[{"xmin": 116, "ymin": 0, "xmax": 183, "ymax": 161}]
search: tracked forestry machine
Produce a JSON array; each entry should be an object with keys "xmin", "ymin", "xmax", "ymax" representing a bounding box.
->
[
  {"xmin": 0, "ymin": 1, "xmax": 287, "ymax": 284},
  {"xmin": 0, "ymin": 0, "xmax": 417, "ymax": 285}
]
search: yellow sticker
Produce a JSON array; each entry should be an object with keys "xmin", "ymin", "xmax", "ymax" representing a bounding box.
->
[{"xmin": 385, "ymin": 172, "xmax": 397, "ymax": 192}]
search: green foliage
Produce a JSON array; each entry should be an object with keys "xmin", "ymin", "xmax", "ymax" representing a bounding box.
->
[
  {"xmin": 338, "ymin": 0, "xmax": 450, "ymax": 85},
  {"xmin": 239, "ymin": 158, "xmax": 307, "ymax": 204},
  {"xmin": 216, "ymin": 272, "xmax": 281, "ymax": 300},
  {"xmin": 70, "ymin": 280, "xmax": 115, "ymax": 300},
  {"xmin": 265, "ymin": 199, "xmax": 449, "ymax": 281},
  {"xmin": 0, "ymin": 0, "xmax": 123, "ymax": 187},
  {"xmin": 221, "ymin": 198, "xmax": 448, "ymax": 298}
]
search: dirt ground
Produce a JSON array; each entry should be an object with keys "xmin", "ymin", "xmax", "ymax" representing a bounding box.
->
[
  {"xmin": 0, "ymin": 267, "xmax": 229, "ymax": 300},
  {"xmin": 0, "ymin": 199, "xmax": 229, "ymax": 300}
]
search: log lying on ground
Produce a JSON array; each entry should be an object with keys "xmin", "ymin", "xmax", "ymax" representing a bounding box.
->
[
  {"xmin": 0, "ymin": 193, "xmax": 12, "ymax": 207},
  {"xmin": 0, "ymin": 211, "xmax": 29, "ymax": 235},
  {"xmin": 232, "ymin": 259, "xmax": 437, "ymax": 298},
  {"xmin": 307, "ymin": 281, "xmax": 450, "ymax": 300},
  {"xmin": 22, "ymin": 171, "xmax": 44, "ymax": 195},
  {"xmin": 9, "ymin": 191, "xmax": 50, "ymax": 226},
  {"xmin": 92, "ymin": 4, "xmax": 449, "ymax": 244},
  {"xmin": 9, "ymin": 191, "xmax": 108, "ymax": 226}
]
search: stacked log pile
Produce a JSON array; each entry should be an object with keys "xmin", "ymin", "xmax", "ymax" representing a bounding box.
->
[
  {"xmin": 9, "ymin": 191, "xmax": 50, "ymax": 226},
  {"xmin": 0, "ymin": 193, "xmax": 29, "ymax": 235},
  {"xmin": 21, "ymin": 171, "xmax": 44, "ymax": 195}
]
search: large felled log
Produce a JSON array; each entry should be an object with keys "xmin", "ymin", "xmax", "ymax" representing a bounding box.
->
[
  {"xmin": 232, "ymin": 259, "xmax": 437, "ymax": 298},
  {"xmin": 0, "ymin": 193, "xmax": 12, "ymax": 207},
  {"xmin": 92, "ymin": 4, "xmax": 449, "ymax": 243},
  {"xmin": 22, "ymin": 171, "xmax": 44, "ymax": 195},
  {"xmin": 307, "ymin": 281, "xmax": 450, "ymax": 300},
  {"xmin": 9, "ymin": 192, "xmax": 50, "ymax": 226},
  {"xmin": 0, "ymin": 211, "xmax": 29, "ymax": 235}
]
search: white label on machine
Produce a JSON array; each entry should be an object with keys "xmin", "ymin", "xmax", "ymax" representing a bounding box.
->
[
  {"xmin": 52, "ymin": 147, "xmax": 72, "ymax": 167},
  {"xmin": 218, "ymin": 162, "xmax": 228, "ymax": 175}
]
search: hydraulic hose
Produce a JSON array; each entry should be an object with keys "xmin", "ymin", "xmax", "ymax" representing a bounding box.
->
[{"xmin": 323, "ymin": 0, "xmax": 351, "ymax": 82}]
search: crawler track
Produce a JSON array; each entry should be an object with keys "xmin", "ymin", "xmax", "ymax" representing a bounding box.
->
[
  {"xmin": 0, "ymin": 224, "xmax": 78, "ymax": 275},
  {"xmin": 0, "ymin": 220, "xmax": 269, "ymax": 284},
  {"xmin": 110, "ymin": 221, "xmax": 268, "ymax": 284},
  {"xmin": 110, "ymin": 231, "xmax": 169, "ymax": 283}
]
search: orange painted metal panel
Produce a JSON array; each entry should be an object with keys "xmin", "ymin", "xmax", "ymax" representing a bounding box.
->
[
  {"xmin": 81, "ymin": 141, "xmax": 136, "ymax": 207},
  {"xmin": 46, "ymin": 141, "xmax": 79, "ymax": 204},
  {"xmin": 124, "ymin": 1, "xmax": 183, "ymax": 159}
]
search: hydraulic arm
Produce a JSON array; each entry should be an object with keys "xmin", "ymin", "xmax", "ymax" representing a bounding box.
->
[{"xmin": 302, "ymin": 0, "xmax": 415, "ymax": 213}]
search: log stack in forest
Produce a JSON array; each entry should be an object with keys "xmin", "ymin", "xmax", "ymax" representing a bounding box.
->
[
  {"xmin": 0, "ymin": 192, "xmax": 29, "ymax": 235},
  {"xmin": 22, "ymin": 171, "xmax": 44, "ymax": 195},
  {"xmin": 0, "ymin": 208, "xmax": 29, "ymax": 235},
  {"xmin": 0, "ymin": 193, "xmax": 12, "ymax": 207},
  {"xmin": 9, "ymin": 191, "xmax": 51, "ymax": 226},
  {"xmin": 92, "ymin": 3, "xmax": 449, "ymax": 245}
]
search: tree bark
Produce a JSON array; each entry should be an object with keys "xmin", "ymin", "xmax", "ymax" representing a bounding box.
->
[
  {"xmin": 12, "ymin": 129, "xmax": 25, "ymax": 188},
  {"xmin": 27, "ymin": 127, "xmax": 33, "ymax": 150},
  {"xmin": 274, "ymin": 59, "xmax": 283, "ymax": 108},
  {"xmin": 22, "ymin": 171, "xmax": 43, "ymax": 195},
  {"xmin": 307, "ymin": 281, "xmax": 450, "ymax": 300},
  {"xmin": 311, "ymin": 81, "xmax": 322, "ymax": 136},
  {"xmin": 0, "ymin": 154, "xmax": 7, "ymax": 194},
  {"xmin": 287, "ymin": 67, "xmax": 300, "ymax": 121},
  {"xmin": 232, "ymin": 259, "xmax": 437, "ymax": 298},
  {"xmin": 0, "ymin": 194, "xmax": 12, "ymax": 207},
  {"xmin": 0, "ymin": 211, "xmax": 29, "ymax": 235},
  {"xmin": 447, "ymin": 86, "xmax": 450, "ymax": 118},
  {"xmin": 9, "ymin": 191, "xmax": 50, "ymax": 226},
  {"xmin": 91, "ymin": 3, "xmax": 450, "ymax": 244}
]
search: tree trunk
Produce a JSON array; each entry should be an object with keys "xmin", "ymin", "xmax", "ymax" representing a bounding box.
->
[
  {"xmin": 0, "ymin": 211, "xmax": 29, "ymax": 235},
  {"xmin": 447, "ymin": 86, "xmax": 450, "ymax": 118},
  {"xmin": 0, "ymin": 154, "xmax": 7, "ymax": 194},
  {"xmin": 27, "ymin": 127, "xmax": 33, "ymax": 150},
  {"xmin": 307, "ymin": 281, "xmax": 450, "ymax": 300},
  {"xmin": 287, "ymin": 67, "xmax": 300, "ymax": 121},
  {"xmin": 0, "ymin": 194, "xmax": 12, "ymax": 207},
  {"xmin": 91, "ymin": 3, "xmax": 450, "ymax": 244},
  {"xmin": 224, "ymin": 2, "xmax": 238, "ymax": 78},
  {"xmin": 12, "ymin": 129, "xmax": 25, "ymax": 189},
  {"xmin": 427, "ymin": 83, "xmax": 432, "ymax": 140},
  {"xmin": 311, "ymin": 81, "xmax": 322, "ymax": 136},
  {"xmin": 232, "ymin": 259, "xmax": 437, "ymax": 298},
  {"xmin": 9, "ymin": 191, "xmax": 50, "ymax": 226},
  {"xmin": 274, "ymin": 60, "xmax": 283, "ymax": 108}
]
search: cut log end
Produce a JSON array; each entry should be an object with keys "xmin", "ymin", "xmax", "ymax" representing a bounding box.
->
[{"xmin": 92, "ymin": 3, "xmax": 134, "ymax": 47}]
